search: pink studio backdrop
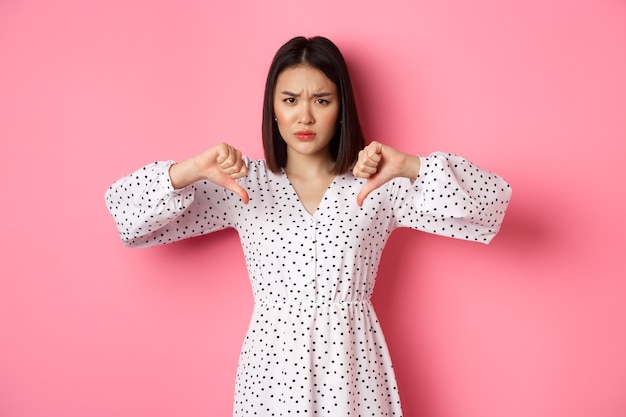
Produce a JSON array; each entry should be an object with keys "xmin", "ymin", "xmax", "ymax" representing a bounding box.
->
[{"xmin": 1, "ymin": 1, "xmax": 625, "ymax": 416}]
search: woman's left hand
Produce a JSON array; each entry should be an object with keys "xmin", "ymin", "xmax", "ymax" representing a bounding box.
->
[{"xmin": 353, "ymin": 141, "xmax": 421, "ymax": 206}]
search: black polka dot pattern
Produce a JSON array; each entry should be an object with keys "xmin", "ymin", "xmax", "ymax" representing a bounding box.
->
[{"xmin": 105, "ymin": 152, "xmax": 511, "ymax": 416}]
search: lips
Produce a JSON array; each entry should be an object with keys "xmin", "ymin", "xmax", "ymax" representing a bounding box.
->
[{"xmin": 294, "ymin": 131, "xmax": 316, "ymax": 141}]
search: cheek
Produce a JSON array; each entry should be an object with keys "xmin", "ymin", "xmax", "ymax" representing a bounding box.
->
[
  {"xmin": 274, "ymin": 114, "xmax": 291, "ymax": 139},
  {"xmin": 274, "ymin": 105, "xmax": 293, "ymax": 125},
  {"xmin": 274, "ymin": 114, "xmax": 289, "ymax": 131},
  {"xmin": 322, "ymin": 109, "xmax": 340, "ymax": 129}
]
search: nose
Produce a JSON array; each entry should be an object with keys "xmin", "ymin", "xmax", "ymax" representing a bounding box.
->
[{"xmin": 299, "ymin": 103, "xmax": 314, "ymax": 124}]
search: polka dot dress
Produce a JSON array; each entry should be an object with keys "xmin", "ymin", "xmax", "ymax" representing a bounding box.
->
[{"xmin": 105, "ymin": 152, "xmax": 511, "ymax": 416}]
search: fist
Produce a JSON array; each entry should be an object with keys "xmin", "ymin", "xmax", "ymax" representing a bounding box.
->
[
  {"xmin": 193, "ymin": 143, "xmax": 249, "ymax": 203},
  {"xmin": 353, "ymin": 141, "xmax": 383, "ymax": 180},
  {"xmin": 214, "ymin": 143, "xmax": 248, "ymax": 179},
  {"xmin": 353, "ymin": 141, "xmax": 420, "ymax": 206}
]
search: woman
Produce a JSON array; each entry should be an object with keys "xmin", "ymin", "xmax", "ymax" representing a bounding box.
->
[{"xmin": 105, "ymin": 36, "xmax": 511, "ymax": 416}]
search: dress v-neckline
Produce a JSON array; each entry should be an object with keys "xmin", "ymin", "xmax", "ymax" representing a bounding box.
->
[{"xmin": 282, "ymin": 169, "xmax": 337, "ymax": 216}]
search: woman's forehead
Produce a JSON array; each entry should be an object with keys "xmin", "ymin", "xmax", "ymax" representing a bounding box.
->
[{"xmin": 276, "ymin": 65, "xmax": 337, "ymax": 92}]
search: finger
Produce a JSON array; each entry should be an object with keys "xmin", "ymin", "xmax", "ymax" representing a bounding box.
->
[
  {"xmin": 356, "ymin": 183, "xmax": 372, "ymax": 207},
  {"xmin": 220, "ymin": 148, "xmax": 246, "ymax": 177},
  {"xmin": 353, "ymin": 152, "xmax": 373, "ymax": 178},
  {"xmin": 215, "ymin": 143, "xmax": 231, "ymax": 164},
  {"xmin": 361, "ymin": 158, "xmax": 379, "ymax": 169},
  {"xmin": 228, "ymin": 162, "xmax": 248, "ymax": 179},
  {"xmin": 220, "ymin": 155, "xmax": 241, "ymax": 174},
  {"xmin": 224, "ymin": 179, "xmax": 249, "ymax": 204},
  {"xmin": 217, "ymin": 146, "xmax": 237, "ymax": 168},
  {"xmin": 354, "ymin": 162, "xmax": 377, "ymax": 176},
  {"xmin": 356, "ymin": 178, "xmax": 382, "ymax": 207},
  {"xmin": 365, "ymin": 142, "xmax": 383, "ymax": 164},
  {"xmin": 353, "ymin": 151, "xmax": 365, "ymax": 177},
  {"xmin": 355, "ymin": 142, "xmax": 383, "ymax": 174}
]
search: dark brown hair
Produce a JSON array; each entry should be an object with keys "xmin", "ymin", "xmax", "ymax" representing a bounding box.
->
[{"xmin": 262, "ymin": 36, "xmax": 365, "ymax": 173}]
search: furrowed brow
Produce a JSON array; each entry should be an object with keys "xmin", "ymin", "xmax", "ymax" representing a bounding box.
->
[{"xmin": 279, "ymin": 91, "xmax": 333, "ymax": 97}]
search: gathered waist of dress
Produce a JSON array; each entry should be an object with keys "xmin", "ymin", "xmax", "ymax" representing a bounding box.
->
[{"xmin": 255, "ymin": 298, "xmax": 372, "ymax": 308}]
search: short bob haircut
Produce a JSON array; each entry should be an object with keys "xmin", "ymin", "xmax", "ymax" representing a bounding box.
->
[{"xmin": 262, "ymin": 36, "xmax": 365, "ymax": 174}]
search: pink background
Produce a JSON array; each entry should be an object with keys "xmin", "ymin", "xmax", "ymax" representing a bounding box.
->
[{"xmin": 1, "ymin": 0, "xmax": 625, "ymax": 416}]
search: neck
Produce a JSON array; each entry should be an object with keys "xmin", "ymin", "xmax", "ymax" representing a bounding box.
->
[{"xmin": 284, "ymin": 153, "xmax": 334, "ymax": 178}]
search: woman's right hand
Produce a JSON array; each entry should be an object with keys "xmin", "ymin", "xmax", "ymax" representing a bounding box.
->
[{"xmin": 169, "ymin": 143, "xmax": 249, "ymax": 204}]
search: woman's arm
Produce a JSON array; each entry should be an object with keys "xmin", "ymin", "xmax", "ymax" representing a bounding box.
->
[
  {"xmin": 353, "ymin": 141, "xmax": 421, "ymax": 206},
  {"xmin": 104, "ymin": 143, "xmax": 249, "ymax": 248},
  {"xmin": 169, "ymin": 143, "xmax": 249, "ymax": 202},
  {"xmin": 354, "ymin": 141, "xmax": 512, "ymax": 243}
]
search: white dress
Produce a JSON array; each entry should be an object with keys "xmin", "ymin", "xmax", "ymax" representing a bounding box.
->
[{"xmin": 105, "ymin": 152, "xmax": 511, "ymax": 416}]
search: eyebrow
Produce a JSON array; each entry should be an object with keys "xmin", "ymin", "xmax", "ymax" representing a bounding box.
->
[{"xmin": 280, "ymin": 90, "xmax": 333, "ymax": 98}]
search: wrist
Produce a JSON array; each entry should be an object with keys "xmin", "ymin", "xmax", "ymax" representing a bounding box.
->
[
  {"xmin": 402, "ymin": 154, "xmax": 421, "ymax": 181},
  {"xmin": 169, "ymin": 157, "xmax": 204, "ymax": 189}
]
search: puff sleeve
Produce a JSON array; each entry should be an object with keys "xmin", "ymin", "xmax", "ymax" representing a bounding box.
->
[
  {"xmin": 104, "ymin": 161, "xmax": 236, "ymax": 248},
  {"xmin": 390, "ymin": 152, "xmax": 512, "ymax": 243}
]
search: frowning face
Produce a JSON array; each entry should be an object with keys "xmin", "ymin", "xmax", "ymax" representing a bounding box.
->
[{"xmin": 273, "ymin": 65, "xmax": 340, "ymax": 161}]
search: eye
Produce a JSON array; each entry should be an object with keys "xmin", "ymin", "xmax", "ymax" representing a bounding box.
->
[
  {"xmin": 315, "ymin": 99, "xmax": 330, "ymax": 105},
  {"xmin": 283, "ymin": 97, "xmax": 296, "ymax": 104}
]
